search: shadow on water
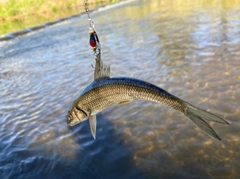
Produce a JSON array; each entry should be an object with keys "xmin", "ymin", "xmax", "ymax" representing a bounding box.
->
[
  {"xmin": 66, "ymin": 115, "xmax": 193, "ymax": 179},
  {"xmin": 59, "ymin": 114, "xmax": 152, "ymax": 179},
  {"xmin": 0, "ymin": 113, "xmax": 149, "ymax": 179}
]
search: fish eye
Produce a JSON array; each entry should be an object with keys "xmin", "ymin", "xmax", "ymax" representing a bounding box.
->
[{"xmin": 75, "ymin": 106, "xmax": 88, "ymax": 117}]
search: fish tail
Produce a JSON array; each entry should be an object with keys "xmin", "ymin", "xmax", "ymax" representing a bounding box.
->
[{"xmin": 183, "ymin": 102, "xmax": 229, "ymax": 141}]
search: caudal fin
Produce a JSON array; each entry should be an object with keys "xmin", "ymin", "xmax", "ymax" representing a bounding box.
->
[{"xmin": 184, "ymin": 102, "xmax": 229, "ymax": 141}]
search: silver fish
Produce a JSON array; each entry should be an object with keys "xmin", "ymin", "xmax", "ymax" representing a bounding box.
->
[{"xmin": 67, "ymin": 58, "xmax": 229, "ymax": 140}]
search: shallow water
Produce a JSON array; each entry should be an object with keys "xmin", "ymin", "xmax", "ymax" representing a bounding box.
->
[{"xmin": 1, "ymin": 0, "xmax": 240, "ymax": 178}]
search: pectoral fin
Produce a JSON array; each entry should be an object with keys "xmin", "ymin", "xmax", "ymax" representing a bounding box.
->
[{"xmin": 89, "ymin": 115, "xmax": 97, "ymax": 139}]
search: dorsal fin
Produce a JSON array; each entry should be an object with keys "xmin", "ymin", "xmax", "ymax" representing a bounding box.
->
[{"xmin": 94, "ymin": 53, "xmax": 110, "ymax": 80}]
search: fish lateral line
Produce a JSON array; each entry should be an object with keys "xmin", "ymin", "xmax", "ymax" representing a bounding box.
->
[{"xmin": 68, "ymin": 76, "xmax": 229, "ymax": 141}]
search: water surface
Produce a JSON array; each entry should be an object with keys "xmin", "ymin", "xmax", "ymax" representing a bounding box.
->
[{"xmin": 1, "ymin": 0, "xmax": 240, "ymax": 178}]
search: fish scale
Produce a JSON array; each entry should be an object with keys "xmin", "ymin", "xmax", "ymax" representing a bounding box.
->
[
  {"xmin": 78, "ymin": 77, "xmax": 184, "ymax": 114},
  {"xmin": 68, "ymin": 77, "xmax": 229, "ymax": 140}
]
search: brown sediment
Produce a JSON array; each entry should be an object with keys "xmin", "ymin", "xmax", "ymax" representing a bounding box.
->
[
  {"xmin": 28, "ymin": 25, "xmax": 46, "ymax": 31},
  {"xmin": 11, "ymin": 29, "xmax": 32, "ymax": 36},
  {"xmin": 0, "ymin": 34, "xmax": 14, "ymax": 41}
]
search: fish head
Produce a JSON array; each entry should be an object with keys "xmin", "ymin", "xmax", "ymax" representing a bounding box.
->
[{"xmin": 67, "ymin": 106, "xmax": 89, "ymax": 126}]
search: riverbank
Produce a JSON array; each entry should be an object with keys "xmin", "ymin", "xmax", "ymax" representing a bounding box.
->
[{"xmin": 0, "ymin": 0, "xmax": 118, "ymax": 36}]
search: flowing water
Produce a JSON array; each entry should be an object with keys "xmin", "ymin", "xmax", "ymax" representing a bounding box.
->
[{"xmin": 1, "ymin": 0, "xmax": 240, "ymax": 178}]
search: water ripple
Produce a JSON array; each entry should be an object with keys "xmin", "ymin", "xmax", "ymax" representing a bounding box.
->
[{"xmin": 1, "ymin": 0, "xmax": 240, "ymax": 178}]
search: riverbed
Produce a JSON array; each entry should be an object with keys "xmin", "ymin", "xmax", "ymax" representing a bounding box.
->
[{"xmin": 0, "ymin": 0, "xmax": 240, "ymax": 178}]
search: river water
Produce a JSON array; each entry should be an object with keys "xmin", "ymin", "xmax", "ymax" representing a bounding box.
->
[{"xmin": 1, "ymin": 0, "xmax": 240, "ymax": 178}]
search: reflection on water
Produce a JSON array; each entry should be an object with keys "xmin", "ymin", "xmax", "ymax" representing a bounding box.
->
[{"xmin": 1, "ymin": 0, "xmax": 240, "ymax": 178}]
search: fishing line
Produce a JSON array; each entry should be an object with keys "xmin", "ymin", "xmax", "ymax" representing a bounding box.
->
[
  {"xmin": 83, "ymin": 0, "xmax": 101, "ymax": 56},
  {"xmin": 82, "ymin": 0, "xmax": 104, "ymax": 80}
]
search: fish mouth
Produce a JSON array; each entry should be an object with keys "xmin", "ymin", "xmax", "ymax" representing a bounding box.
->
[
  {"xmin": 67, "ymin": 114, "xmax": 81, "ymax": 126},
  {"xmin": 67, "ymin": 115, "xmax": 75, "ymax": 126}
]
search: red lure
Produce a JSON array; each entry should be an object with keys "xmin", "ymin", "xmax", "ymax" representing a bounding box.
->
[
  {"xmin": 89, "ymin": 33, "xmax": 96, "ymax": 47},
  {"xmin": 89, "ymin": 30, "xmax": 100, "ymax": 50}
]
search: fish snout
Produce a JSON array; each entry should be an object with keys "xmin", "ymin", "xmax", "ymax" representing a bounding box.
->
[
  {"xmin": 67, "ymin": 112, "xmax": 82, "ymax": 126},
  {"xmin": 67, "ymin": 107, "xmax": 89, "ymax": 126},
  {"xmin": 67, "ymin": 113, "xmax": 77, "ymax": 126}
]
